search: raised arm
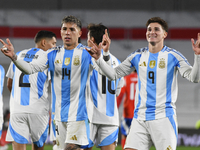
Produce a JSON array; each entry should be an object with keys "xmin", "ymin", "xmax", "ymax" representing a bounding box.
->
[
  {"xmin": 1, "ymin": 38, "xmax": 48, "ymax": 74},
  {"xmin": 191, "ymin": 33, "xmax": 200, "ymax": 55},
  {"xmin": 0, "ymin": 38, "xmax": 17, "ymax": 61},
  {"xmin": 187, "ymin": 33, "xmax": 200, "ymax": 82},
  {"xmin": 179, "ymin": 33, "xmax": 200, "ymax": 83}
]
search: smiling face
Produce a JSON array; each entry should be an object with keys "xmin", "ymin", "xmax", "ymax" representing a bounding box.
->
[
  {"xmin": 146, "ymin": 22, "xmax": 167, "ymax": 46},
  {"xmin": 60, "ymin": 22, "xmax": 82, "ymax": 50}
]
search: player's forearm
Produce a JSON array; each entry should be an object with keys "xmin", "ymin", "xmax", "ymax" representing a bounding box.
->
[
  {"xmin": 184, "ymin": 54, "xmax": 200, "ymax": 83},
  {"xmin": 190, "ymin": 54, "xmax": 200, "ymax": 82},
  {"xmin": 116, "ymin": 78, "xmax": 124, "ymax": 96},
  {"xmin": 10, "ymin": 53, "xmax": 17, "ymax": 61},
  {"xmin": 13, "ymin": 59, "xmax": 33, "ymax": 74},
  {"xmin": 95, "ymin": 55, "xmax": 117, "ymax": 80},
  {"xmin": 8, "ymin": 52, "xmax": 32, "ymax": 74}
]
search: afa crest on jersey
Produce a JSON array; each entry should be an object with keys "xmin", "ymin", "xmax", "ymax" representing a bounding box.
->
[
  {"xmin": 159, "ymin": 58, "xmax": 165, "ymax": 69},
  {"xmin": 64, "ymin": 58, "xmax": 70, "ymax": 66},
  {"xmin": 73, "ymin": 55, "xmax": 80, "ymax": 66},
  {"xmin": 149, "ymin": 60, "xmax": 156, "ymax": 69}
]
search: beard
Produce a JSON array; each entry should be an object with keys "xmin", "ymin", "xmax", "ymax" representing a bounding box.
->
[{"xmin": 150, "ymin": 41, "xmax": 156, "ymax": 46}]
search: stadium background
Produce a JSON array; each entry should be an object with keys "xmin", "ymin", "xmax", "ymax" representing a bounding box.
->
[{"xmin": 0, "ymin": 0, "xmax": 200, "ymax": 147}]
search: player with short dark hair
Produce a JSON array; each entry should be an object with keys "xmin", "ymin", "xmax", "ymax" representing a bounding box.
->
[
  {"xmin": 87, "ymin": 17, "xmax": 200, "ymax": 150},
  {"xmin": 5, "ymin": 30, "xmax": 56, "ymax": 150},
  {"xmin": 85, "ymin": 23, "xmax": 124, "ymax": 150}
]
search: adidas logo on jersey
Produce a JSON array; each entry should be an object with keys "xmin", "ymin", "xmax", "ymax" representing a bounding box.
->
[
  {"xmin": 139, "ymin": 61, "xmax": 146, "ymax": 67},
  {"xmin": 56, "ymin": 138, "xmax": 60, "ymax": 146},
  {"xmin": 55, "ymin": 59, "xmax": 62, "ymax": 64},
  {"xmin": 166, "ymin": 145, "xmax": 173, "ymax": 150},
  {"xmin": 70, "ymin": 135, "xmax": 77, "ymax": 141}
]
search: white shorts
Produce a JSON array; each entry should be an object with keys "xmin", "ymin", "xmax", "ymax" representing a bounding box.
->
[
  {"xmin": 55, "ymin": 119, "xmax": 90, "ymax": 149},
  {"xmin": 88, "ymin": 123, "xmax": 119, "ymax": 148},
  {"xmin": 50, "ymin": 119, "xmax": 56, "ymax": 141},
  {"xmin": 6, "ymin": 113, "xmax": 49, "ymax": 147},
  {"xmin": 124, "ymin": 115, "xmax": 178, "ymax": 150}
]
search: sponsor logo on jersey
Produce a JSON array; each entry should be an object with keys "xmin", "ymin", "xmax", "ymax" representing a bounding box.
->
[
  {"xmin": 149, "ymin": 60, "xmax": 156, "ymax": 69},
  {"xmin": 64, "ymin": 58, "xmax": 70, "ymax": 66},
  {"xmin": 139, "ymin": 61, "xmax": 146, "ymax": 67},
  {"xmin": 73, "ymin": 55, "xmax": 80, "ymax": 66},
  {"xmin": 55, "ymin": 59, "xmax": 62, "ymax": 64},
  {"xmin": 70, "ymin": 135, "xmax": 77, "ymax": 141},
  {"xmin": 159, "ymin": 58, "xmax": 165, "ymax": 69},
  {"xmin": 21, "ymin": 53, "xmax": 39, "ymax": 59}
]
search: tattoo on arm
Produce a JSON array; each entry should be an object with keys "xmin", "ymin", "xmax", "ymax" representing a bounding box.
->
[{"xmin": 11, "ymin": 54, "xmax": 17, "ymax": 61}]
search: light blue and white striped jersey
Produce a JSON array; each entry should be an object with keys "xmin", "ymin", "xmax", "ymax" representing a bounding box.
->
[
  {"xmin": 90, "ymin": 52, "xmax": 124, "ymax": 125},
  {"xmin": 96, "ymin": 46, "xmax": 200, "ymax": 121},
  {"xmin": 26, "ymin": 44, "xmax": 94, "ymax": 122},
  {"xmin": 6, "ymin": 48, "xmax": 50, "ymax": 115},
  {"xmin": 0, "ymin": 65, "xmax": 5, "ymax": 118}
]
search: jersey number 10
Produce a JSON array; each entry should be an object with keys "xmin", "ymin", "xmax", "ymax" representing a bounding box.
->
[{"xmin": 102, "ymin": 75, "xmax": 115, "ymax": 94}]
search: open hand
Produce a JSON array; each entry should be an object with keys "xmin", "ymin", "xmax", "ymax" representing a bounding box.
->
[
  {"xmin": 191, "ymin": 33, "xmax": 200, "ymax": 55},
  {"xmin": 86, "ymin": 39, "xmax": 102, "ymax": 60},
  {"xmin": 102, "ymin": 29, "xmax": 111, "ymax": 52},
  {"xmin": 0, "ymin": 38, "xmax": 17, "ymax": 60}
]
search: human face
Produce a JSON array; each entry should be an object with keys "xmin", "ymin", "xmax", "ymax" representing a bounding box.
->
[
  {"xmin": 61, "ymin": 22, "xmax": 82, "ymax": 50},
  {"xmin": 146, "ymin": 23, "xmax": 167, "ymax": 46},
  {"xmin": 43, "ymin": 37, "xmax": 57, "ymax": 51}
]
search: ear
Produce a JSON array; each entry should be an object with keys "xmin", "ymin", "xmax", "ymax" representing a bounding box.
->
[
  {"xmin": 78, "ymin": 30, "xmax": 82, "ymax": 38},
  {"xmin": 91, "ymin": 37, "xmax": 95, "ymax": 43},
  {"xmin": 41, "ymin": 39, "xmax": 46, "ymax": 47},
  {"xmin": 163, "ymin": 31, "xmax": 168, "ymax": 39}
]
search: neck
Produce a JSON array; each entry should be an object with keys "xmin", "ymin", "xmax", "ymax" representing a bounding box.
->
[
  {"xmin": 148, "ymin": 42, "xmax": 164, "ymax": 53},
  {"xmin": 35, "ymin": 45, "xmax": 44, "ymax": 51},
  {"xmin": 64, "ymin": 43, "xmax": 79, "ymax": 50}
]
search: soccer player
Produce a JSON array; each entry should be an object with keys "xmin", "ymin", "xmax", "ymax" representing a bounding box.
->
[
  {"xmin": 86, "ymin": 17, "xmax": 200, "ymax": 150},
  {"xmin": 117, "ymin": 71, "xmax": 137, "ymax": 150},
  {"xmin": 0, "ymin": 15, "xmax": 109, "ymax": 150},
  {"xmin": 5, "ymin": 30, "xmax": 56, "ymax": 150},
  {"xmin": 85, "ymin": 23, "xmax": 124, "ymax": 150},
  {"xmin": 0, "ymin": 65, "xmax": 5, "ymax": 139}
]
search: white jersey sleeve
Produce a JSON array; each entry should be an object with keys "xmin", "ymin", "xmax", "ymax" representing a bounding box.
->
[
  {"xmin": 13, "ymin": 49, "xmax": 49, "ymax": 74},
  {"xmin": 176, "ymin": 53, "xmax": 200, "ymax": 82}
]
